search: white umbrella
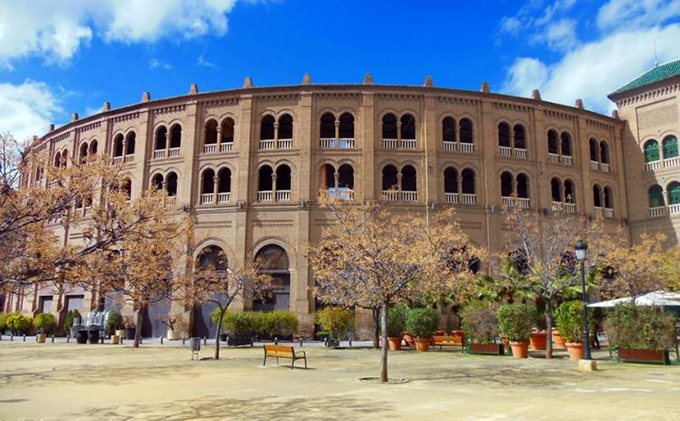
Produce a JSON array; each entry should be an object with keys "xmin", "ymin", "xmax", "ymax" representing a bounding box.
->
[{"xmin": 588, "ymin": 291, "xmax": 680, "ymax": 308}]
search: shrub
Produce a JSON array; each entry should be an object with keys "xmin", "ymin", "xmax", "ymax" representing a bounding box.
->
[
  {"xmin": 106, "ymin": 310, "xmax": 123, "ymax": 334},
  {"xmin": 554, "ymin": 301, "xmax": 593, "ymax": 343},
  {"xmin": 64, "ymin": 310, "xmax": 81, "ymax": 334},
  {"xmin": 604, "ymin": 304, "xmax": 676, "ymax": 350},
  {"xmin": 222, "ymin": 312, "xmax": 259, "ymax": 336},
  {"xmin": 258, "ymin": 311, "xmax": 299, "ymax": 337},
  {"xmin": 0, "ymin": 313, "xmax": 7, "ymax": 332},
  {"xmin": 461, "ymin": 301, "xmax": 498, "ymax": 344},
  {"xmin": 316, "ymin": 307, "xmax": 354, "ymax": 341},
  {"xmin": 7, "ymin": 313, "xmax": 33, "ymax": 333},
  {"xmin": 33, "ymin": 313, "xmax": 57, "ymax": 334},
  {"xmin": 386, "ymin": 306, "xmax": 408, "ymax": 337},
  {"xmin": 405, "ymin": 308, "xmax": 439, "ymax": 339},
  {"xmin": 497, "ymin": 304, "xmax": 536, "ymax": 343}
]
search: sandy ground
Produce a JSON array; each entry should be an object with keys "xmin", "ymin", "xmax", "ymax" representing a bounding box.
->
[{"xmin": 1, "ymin": 341, "xmax": 679, "ymax": 420}]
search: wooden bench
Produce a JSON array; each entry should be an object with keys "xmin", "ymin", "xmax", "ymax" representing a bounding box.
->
[
  {"xmin": 263, "ymin": 344, "xmax": 308, "ymax": 369},
  {"xmin": 432, "ymin": 336, "xmax": 465, "ymax": 353}
]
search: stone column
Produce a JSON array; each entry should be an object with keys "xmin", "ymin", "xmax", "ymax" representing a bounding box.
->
[
  {"xmin": 397, "ymin": 120, "xmax": 402, "ymax": 148},
  {"xmin": 213, "ymin": 176, "xmax": 219, "ymax": 203},
  {"xmin": 361, "ymin": 92, "xmax": 376, "ymax": 200},
  {"xmin": 274, "ymin": 122, "xmax": 279, "ymax": 149},
  {"xmin": 216, "ymin": 126, "xmax": 222, "ymax": 152}
]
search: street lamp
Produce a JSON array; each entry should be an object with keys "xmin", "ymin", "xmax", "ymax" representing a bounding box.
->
[{"xmin": 575, "ymin": 240, "xmax": 591, "ymax": 360}]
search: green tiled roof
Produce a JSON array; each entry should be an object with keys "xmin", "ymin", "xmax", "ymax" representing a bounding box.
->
[{"xmin": 610, "ymin": 59, "xmax": 680, "ymax": 96}]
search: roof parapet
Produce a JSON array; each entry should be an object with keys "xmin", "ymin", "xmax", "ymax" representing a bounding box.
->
[
  {"xmin": 103, "ymin": 101, "xmax": 111, "ymax": 111},
  {"xmin": 141, "ymin": 92, "xmax": 151, "ymax": 102},
  {"xmin": 189, "ymin": 83, "xmax": 198, "ymax": 95},
  {"xmin": 302, "ymin": 73, "xmax": 312, "ymax": 85},
  {"xmin": 532, "ymin": 89, "xmax": 542, "ymax": 101},
  {"xmin": 480, "ymin": 81, "xmax": 490, "ymax": 93},
  {"xmin": 243, "ymin": 76, "xmax": 253, "ymax": 89},
  {"xmin": 575, "ymin": 99, "xmax": 584, "ymax": 109},
  {"xmin": 363, "ymin": 73, "xmax": 373, "ymax": 85},
  {"xmin": 72, "ymin": 112, "xmax": 79, "ymax": 122},
  {"xmin": 423, "ymin": 75, "xmax": 434, "ymax": 87}
]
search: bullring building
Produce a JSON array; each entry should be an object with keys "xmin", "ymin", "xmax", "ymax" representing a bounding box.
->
[{"xmin": 6, "ymin": 60, "xmax": 680, "ymax": 337}]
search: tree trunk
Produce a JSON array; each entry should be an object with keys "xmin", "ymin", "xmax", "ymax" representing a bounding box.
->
[
  {"xmin": 214, "ymin": 308, "xmax": 226, "ymax": 360},
  {"xmin": 545, "ymin": 299, "xmax": 553, "ymax": 359},
  {"xmin": 372, "ymin": 307, "xmax": 380, "ymax": 349},
  {"xmin": 133, "ymin": 304, "xmax": 145, "ymax": 348},
  {"xmin": 380, "ymin": 303, "xmax": 389, "ymax": 383}
]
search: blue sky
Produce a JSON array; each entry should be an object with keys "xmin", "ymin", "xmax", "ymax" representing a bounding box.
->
[{"xmin": 1, "ymin": 0, "xmax": 680, "ymax": 141}]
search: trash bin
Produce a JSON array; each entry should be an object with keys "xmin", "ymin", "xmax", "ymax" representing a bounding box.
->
[
  {"xmin": 76, "ymin": 330, "xmax": 88, "ymax": 344},
  {"xmin": 190, "ymin": 337, "xmax": 201, "ymax": 352},
  {"xmin": 87, "ymin": 328, "xmax": 100, "ymax": 344}
]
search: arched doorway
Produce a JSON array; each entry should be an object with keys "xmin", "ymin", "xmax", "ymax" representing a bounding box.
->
[
  {"xmin": 192, "ymin": 245, "xmax": 228, "ymax": 338},
  {"xmin": 253, "ymin": 244, "xmax": 290, "ymax": 312}
]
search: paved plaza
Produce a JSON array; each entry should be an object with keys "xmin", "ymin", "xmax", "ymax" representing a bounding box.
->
[{"xmin": 1, "ymin": 340, "xmax": 679, "ymax": 420}]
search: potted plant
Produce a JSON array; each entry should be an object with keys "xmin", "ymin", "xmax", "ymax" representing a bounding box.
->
[
  {"xmin": 123, "ymin": 315, "xmax": 136, "ymax": 340},
  {"xmin": 222, "ymin": 312, "xmax": 258, "ymax": 346},
  {"xmin": 497, "ymin": 304, "xmax": 536, "ymax": 358},
  {"xmin": 33, "ymin": 313, "xmax": 56, "ymax": 343},
  {"xmin": 554, "ymin": 301, "xmax": 593, "ymax": 361},
  {"xmin": 106, "ymin": 310, "xmax": 124, "ymax": 343},
  {"xmin": 258, "ymin": 311, "xmax": 299, "ymax": 341},
  {"xmin": 461, "ymin": 301, "xmax": 503, "ymax": 355},
  {"xmin": 64, "ymin": 309, "xmax": 81, "ymax": 336},
  {"xmin": 552, "ymin": 328, "xmax": 566, "ymax": 349},
  {"xmin": 7, "ymin": 313, "xmax": 33, "ymax": 335},
  {"xmin": 605, "ymin": 304, "xmax": 676, "ymax": 365},
  {"xmin": 316, "ymin": 307, "xmax": 354, "ymax": 348},
  {"xmin": 530, "ymin": 330, "xmax": 547, "ymax": 350},
  {"xmin": 405, "ymin": 308, "xmax": 439, "ymax": 352},
  {"xmin": 160, "ymin": 315, "xmax": 186, "ymax": 340},
  {"xmin": 386, "ymin": 306, "xmax": 408, "ymax": 351}
]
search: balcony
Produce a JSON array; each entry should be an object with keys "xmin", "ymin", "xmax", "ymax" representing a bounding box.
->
[
  {"xmin": 594, "ymin": 206, "xmax": 614, "ymax": 218},
  {"xmin": 645, "ymin": 161, "xmax": 662, "ymax": 171},
  {"xmin": 381, "ymin": 191, "xmax": 417, "ymax": 202},
  {"xmin": 552, "ymin": 201, "xmax": 576, "ymax": 213},
  {"xmin": 220, "ymin": 142, "xmax": 233, "ymax": 152},
  {"xmin": 112, "ymin": 156, "xmax": 124, "ymax": 165},
  {"xmin": 260, "ymin": 139, "xmax": 292, "ymax": 150},
  {"xmin": 320, "ymin": 188, "xmax": 355, "ymax": 200},
  {"xmin": 590, "ymin": 161, "xmax": 599, "ymax": 171},
  {"xmin": 382, "ymin": 139, "xmax": 417, "ymax": 150},
  {"xmin": 124, "ymin": 154, "xmax": 134, "ymax": 163},
  {"xmin": 500, "ymin": 146, "xmax": 512, "ymax": 157},
  {"xmin": 649, "ymin": 204, "xmax": 680, "ymax": 218},
  {"xmin": 445, "ymin": 193, "xmax": 476, "ymax": 204},
  {"xmin": 203, "ymin": 144, "xmax": 217, "ymax": 154},
  {"xmin": 648, "ymin": 157, "xmax": 680, "ymax": 171},
  {"xmin": 275, "ymin": 190, "xmax": 291, "ymax": 201},
  {"xmin": 502, "ymin": 197, "xmax": 530, "ymax": 208},
  {"xmin": 320, "ymin": 138, "xmax": 355, "ymax": 149},
  {"xmin": 514, "ymin": 149, "xmax": 527, "ymax": 159},
  {"xmin": 445, "ymin": 193, "xmax": 459, "ymax": 203},
  {"xmin": 462, "ymin": 193, "xmax": 476, "ymax": 204},
  {"xmin": 443, "ymin": 141, "xmax": 475, "ymax": 153},
  {"xmin": 548, "ymin": 153, "xmax": 572, "ymax": 165},
  {"xmin": 600, "ymin": 163, "xmax": 610, "ymax": 172},
  {"xmin": 200, "ymin": 193, "xmax": 214, "ymax": 205},
  {"xmin": 255, "ymin": 190, "xmax": 291, "ymax": 202},
  {"xmin": 153, "ymin": 150, "xmax": 166, "ymax": 160},
  {"xmin": 168, "ymin": 148, "xmax": 180, "ymax": 158},
  {"xmin": 217, "ymin": 192, "xmax": 231, "ymax": 204},
  {"xmin": 257, "ymin": 191, "xmax": 273, "ymax": 202}
]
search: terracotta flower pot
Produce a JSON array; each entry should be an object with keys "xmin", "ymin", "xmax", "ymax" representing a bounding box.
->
[
  {"xmin": 470, "ymin": 343, "xmax": 505, "ymax": 355},
  {"xmin": 111, "ymin": 335, "xmax": 120, "ymax": 344},
  {"xmin": 619, "ymin": 348, "xmax": 670, "ymax": 364},
  {"xmin": 530, "ymin": 332, "xmax": 547, "ymax": 350},
  {"xmin": 415, "ymin": 338, "xmax": 431, "ymax": 352},
  {"xmin": 509, "ymin": 341, "xmax": 529, "ymax": 358},
  {"xmin": 388, "ymin": 337, "xmax": 402, "ymax": 351},
  {"xmin": 552, "ymin": 330, "xmax": 566, "ymax": 349},
  {"xmin": 37, "ymin": 334, "xmax": 47, "ymax": 343},
  {"xmin": 403, "ymin": 333, "xmax": 416, "ymax": 346},
  {"xmin": 565, "ymin": 342, "xmax": 584, "ymax": 361}
]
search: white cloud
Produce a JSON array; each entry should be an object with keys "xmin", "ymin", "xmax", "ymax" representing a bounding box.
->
[
  {"xmin": 533, "ymin": 19, "xmax": 578, "ymax": 52},
  {"xmin": 503, "ymin": 24, "xmax": 680, "ymax": 113},
  {"xmin": 0, "ymin": 80, "xmax": 62, "ymax": 141},
  {"xmin": 598, "ymin": 0, "xmax": 680, "ymax": 30},
  {"xmin": 149, "ymin": 58, "xmax": 172, "ymax": 70},
  {"xmin": 198, "ymin": 53, "xmax": 219, "ymax": 69},
  {"xmin": 0, "ymin": 0, "xmax": 242, "ymax": 67}
]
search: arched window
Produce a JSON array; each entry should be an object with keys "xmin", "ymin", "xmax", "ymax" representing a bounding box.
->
[
  {"xmin": 218, "ymin": 168, "xmax": 231, "ymax": 193},
  {"xmin": 500, "ymin": 172, "xmax": 513, "ymax": 197},
  {"xmin": 548, "ymin": 130, "xmax": 558, "ymax": 154},
  {"xmin": 151, "ymin": 174, "xmax": 164, "ymax": 191},
  {"xmin": 276, "ymin": 165, "xmax": 291, "ymax": 191},
  {"xmin": 462, "ymin": 168, "xmax": 475, "ymax": 194},
  {"xmin": 53, "ymin": 151, "xmax": 61, "ymax": 167},
  {"xmin": 201, "ymin": 168, "xmax": 215, "ymax": 195},
  {"xmin": 339, "ymin": 113, "xmax": 354, "ymax": 139},
  {"xmin": 382, "ymin": 113, "xmax": 397, "ymax": 139},
  {"xmin": 516, "ymin": 173, "xmax": 529, "ymax": 198},
  {"xmin": 61, "ymin": 149, "xmax": 68, "ymax": 167},
  {"xmin": 166, "ymin": 172, "xmax": 178, "ymax": 197},
  {"xmin": 561, "ymin": 132, "xmax": 572, "ymax": 156},
  {"xmin": 320, "ymin": 164, "xmax": 335, "ymax": 190},
  {"xmin": 600, "ymin": 141, "xmax": 609, "ymax": 164},
  {"xmin": 89, "ymin": 140, "xmax": 98, "ymax": 156},
  {"xmin": 320, "ymin": 113, "xmax": 335, "ymax": 138},
  {"xmin": 498, "ymin": 122, "xmax": 511, "ymax": 147},
  {"xmin": 338, "ymin": 164, "xmax": 354, "ymax": 190},
  {"xmin": 644, "ymin": 139, "xmax": 660, "ymax": 163},
  {"xmin": 382, "ymin": 165, "xmax": 398, "ymax": 190},
  {"xmin": 155, "ymin": 127, "xmax": 167, "ymax": 151},
  {"xmin": 593, "ymin": 185, "xmax": 602, "ymax": 207},
  {"xmin": 221, "ymin": 118, "xmax": 235, "ymax": 143},
  {"xmin": 205, "ymin": 120, "xmax": 218, "ymax": 145},
  {"xmin": 258, "ymin": 166, "xmax": 274, "ymax": 191},
  {"xmin": 442, "ymin": 117, "xmax": 456, "ymax": 142},
  {"xmin": 514, "ymin": 125, "xmax": 526, "ymax": 149},
  {"xmin": 604, "ymin": 187, "xmax": 614, "ymax": 209},
  {"xmin": 401, "ymin": 114, "xmax": 416, "ymax": 140},
  {"xmin": 197, "ymin": 246, "xmax": 228, "ymax": 272},
  {"xmin": 401, "ymin": 165, "xmax": 417, "ymax": 191},
  {"xmin": 114, "ymin": 134, "xmax": 124, "ymax": 157},
  {"xmin": 551, "ymin": 178, "xmax": 562, "ymax": 202},
  {"xmin": 460, "ymin": 118, "xmax": 473, "ymax": 143},
  {"xmin": 79, "ymin": 143, "xmax": 88, "ymax": 163},
  {"xmin": 278, "ymin": 114, "xmax": 293, "ymax": 139},
  {"xmin": 564, "ymin": 180, "xmax": 575, "ymax": 203},
  {"xmin": 261, "ymin": 115, "xmax": 275, "ymax": 140},
  {"xmin": 125, "ymin": 132, "xmax": 136, "ymax": 155},
  {"xmin": 649, "ymin": 185, "xmax": 664, "ymax": 207},
  {"xmin": 170, "ymin": 125, "xmax": 182, "ymax": 149},
  {"xmin": 122, "ymin": 178, "xmax": 132, "ymax": 201},
  {"xmin": 589, "ymin": 138, "xmax": 599, "ymax": 161},
  {"xmin": 668, "ymin": 181, "xmax": 680, "ymax": 205},
  {"xmin": 253, "ymin": 245, "xmax": 290, "ymax": 312},
  {"xmin": 444, "ymin": 167, "xmax": 458, "ymax": 193},
  {"xmin": 663, "ymin": 135, "xmax": 679, "ymax": 159}
]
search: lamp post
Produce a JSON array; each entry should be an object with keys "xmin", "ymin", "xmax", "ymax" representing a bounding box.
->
[{"xmin": 575, "ymin": 240, "xmax": 591, "ymax": 361}]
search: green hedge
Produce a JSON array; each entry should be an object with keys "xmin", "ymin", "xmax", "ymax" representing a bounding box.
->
[
  {"xmin": 316, "ymin": 307, "xmax": 354, "ymax": 341},
  {"xmin": 33, "ymin": 313, "xmax": 57, "ymax": 334},
  {"xmin": 211, "ymin": 310, "xmax": 299, "ymax": 337},
  {"xmin": 7, "ymin": 313, "xmax": 33, "ymax": 333},
  {"xmin": 461, "ymin": 301, "xmax": 498, "ymax": 344},
  {"xmin": 497, "ymin": 304, "xmax": 536, "ymax": 343},
  {"xmin": 605, "ymin": 304, "xmax": 676, "ymax": 350}
]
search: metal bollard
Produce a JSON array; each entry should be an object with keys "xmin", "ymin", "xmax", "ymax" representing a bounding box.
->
[
  {"xmin": 182, "ymin": 338, "xmax": 186, "ymax": 346},
  {"xmin": 274, "ymin": 337, "xmax": 278, "ymax": 345},
  {"xmin": 100, "ymin": 335, "xmax": 104, "ymax": 344},
  {"xmin": 203, "ymin": 337, "xmax": 207, "ymax": 346},
  {"xmin": 349, "ymin": 338, "xmax": 353, "ymax": 347},
  {"xmin": 160, "ymin": 336, "xmax": 164, "ymax": 345},
  {"xmin": 23, "ymin": 334, "xmax": 26, "ymax": 342},
  {"xmin": 51, "ymin": 335, "xmax": 55, "ymax": 343},
  {"xmin": 10, "ymin": 334, "xmax": 14, "ymax": 341},
  {"xmin": 300, "ymin": 337, "xmax": 303, "ymax": 347},
  {"xmin": 66, "ymin": 334, "xmax": 70, "ymax": 343}
]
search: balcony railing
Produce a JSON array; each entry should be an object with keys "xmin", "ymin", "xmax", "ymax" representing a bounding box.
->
[
  {"xmin": 445, "ymin": 193, "xmax": 459, "ymax": 203},
  {"xmin": 645, "ymin": 161, "xmax": 662, "ymax": 171},
  {"xmin": 590, "ymin": 161, "xmax": 599, "ymax": 171},
  {"xmin": 401, "ymin": 191, "xmax": 417, "ymax": 201},
  {"xmin": 382, "ymin": 138, "xmax": 398, "ymax": 149},
  {"xmin": 220, "ymin": 142, "xmax": 233, "ymax": 152},
  {"xmin": 502, "ymin": 197, "xmax": 530, "ymax": 208},
  {"xmin": 278, "ymin": 139, "xmax": 293, "ymax": 149},
  {"xmin": 561, "ymin": 155, "xmax": 573, "ymax": 165},
  {"xmin": 200, "ymin": 193, "xmax": 214, "ymax": 205},
  {"xmin": 644, "ymin": 158, "xmax": 680, "ymax": 171},
  {"xmin": 462, "ymin": 193, "xmax": 476, "ymax": 204},
  {"xmin": 124, "ymin": 154, "xmax": 135, "ymax": 163},
  {"xmin": 275, "ymin": 190, "xmax": 291, "ymax": 201},
  {"xmin": 153, "ymin": 150, "xmax": 166, "ymax": 160},
  {"xmin": 320, "ymin": 138, "xmax": 355, "ymax": 149},
  {"xmin": 381, "ymin": 191, "xmax": 417, "ymax": 202},
  {"xmin": 514, "ymin": 148, "xmax": 527, "ymax": 159},
  {"xmin": 500, "ymin": 146, "xmax": 512, "ymax": 157},
  {"xmin": 112, "ymin": 156, "xmax": 124, "ymax": 164},
  {"xmin": 401, "ymin": 139, "xmax": 416, "ymax": 150},
  {"xmin": 203, "ymin": 144, "xmax": 217, "ymax": 154},
  {"xmin": 548, "ymin": 153, "xmax": 559, "ymax": 163},
  {"xmin": 552, "ymin": 201, "xmax": 576, "ymax": 213},
  {"xmin": 217, "ymin": 192, "xmax": 231, "ymax": 204},
  {"xmin": 649, "ymin": 204, "xmax": 680, "ymax": 217},
  {"xmin": 442, "ymin": 141, "xmax": 475, "ymax": 153},
  {"xmin": 320, "ymin": 189, "xmax": 355, "ymax": 200},
  {"xmin": 259, "ymin": 140, "xmax": 275, "ymax": 150},
  {"xmin": 664, "ymin": 157, "xmax": 680, "ymax": 168},
  {"xmin": 168, "ymin": 148, "xmax": 180, "ymax": 158},
  {"xmin": 594, "ymin": 206, "xmax": 614, "ymax": 218},
  {"xmin": 257, "ymin": 191, "xmax": 273, "ymax": 202},
  {"xmin": 599, "ymin": 163, "xmax": 610, "ymax": 172}
]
